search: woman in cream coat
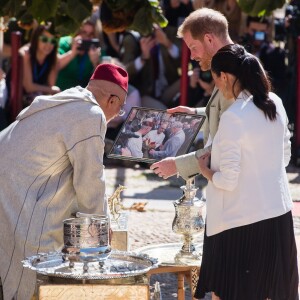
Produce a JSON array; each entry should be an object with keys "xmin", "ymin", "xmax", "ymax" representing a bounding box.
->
[{"xmin": 196, "ymin": 44, "xmax": 298, "ymax": 300}]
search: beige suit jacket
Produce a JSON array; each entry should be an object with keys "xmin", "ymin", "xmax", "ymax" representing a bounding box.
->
[{"xmin": 175, "ymin": 88, "xmax": 234, "ymax": 179}]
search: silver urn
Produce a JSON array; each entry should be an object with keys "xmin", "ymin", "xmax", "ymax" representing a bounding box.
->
[{"xmin": 172, "ymin": 177, "xmax": 205, "ymax": 262}]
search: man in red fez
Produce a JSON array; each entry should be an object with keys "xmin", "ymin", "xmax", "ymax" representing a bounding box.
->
[{"xmin": 0, "ymin": 63, "xmax": 128, "ymax": 300}]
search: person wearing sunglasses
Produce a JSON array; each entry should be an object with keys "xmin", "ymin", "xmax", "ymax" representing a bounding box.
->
[
  {"xmin": 19, "ymin": 23, "xmax": 61, "ymax": 107},
  {"xmin": 57, "ymin": 19, "xmax": 102, "ymax": 91},
  {"xmin": 0, "ymin": 63, "xmax": 128, "ymax": 300}
]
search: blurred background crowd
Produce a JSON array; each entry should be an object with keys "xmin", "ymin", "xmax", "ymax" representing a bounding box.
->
[{"xmin": 0, "ymin": 0, "xmax": 299, "ymax": 159}]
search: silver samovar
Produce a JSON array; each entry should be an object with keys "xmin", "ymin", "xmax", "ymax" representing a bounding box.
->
[{"xmin": 172, "ymin": 177, "xmax": 205, "ymax": 263}]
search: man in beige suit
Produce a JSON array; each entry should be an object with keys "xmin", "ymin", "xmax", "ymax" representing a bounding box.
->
[{"xmin": 150, "ymin": 8, "xmax": 234, "ymax": 180}]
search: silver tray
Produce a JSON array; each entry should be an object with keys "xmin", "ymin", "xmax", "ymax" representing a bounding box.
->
[{"xmin": 22, "ymin": 250, "xmax": 157, "ymax": 280}]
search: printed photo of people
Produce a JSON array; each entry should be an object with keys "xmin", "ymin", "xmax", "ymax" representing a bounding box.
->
[{"xmin": 108, "ymin": 107, "xmax": 205, "ymax": 163}]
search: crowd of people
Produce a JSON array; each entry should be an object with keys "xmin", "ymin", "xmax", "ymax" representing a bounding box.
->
[{"xmin": 0, "ymin": 1, "xmax": 299, "ymax": 300}]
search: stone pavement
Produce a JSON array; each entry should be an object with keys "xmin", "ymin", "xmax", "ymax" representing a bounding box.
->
[{"xmin": 105, "ymin": 162, "xmax": 300, "ymax": 300}]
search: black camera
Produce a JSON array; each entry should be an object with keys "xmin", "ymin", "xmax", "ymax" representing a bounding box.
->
[
  {"xmin": 199, "ymin": 70, "xmax": 213, "ymax": 83},
  {"xmin": 77, "ymin": 38, "xmax": 100, "ymax": 51}
]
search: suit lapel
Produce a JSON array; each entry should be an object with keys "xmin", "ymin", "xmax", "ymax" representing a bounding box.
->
[{"xmin": 205, "ymin": 87, "xmax": 219, "ymax": 119}]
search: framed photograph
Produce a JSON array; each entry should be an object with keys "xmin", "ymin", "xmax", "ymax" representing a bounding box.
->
[{"xmin": 107, "ymin": 107, "xmax": 206, "ymax": 164}]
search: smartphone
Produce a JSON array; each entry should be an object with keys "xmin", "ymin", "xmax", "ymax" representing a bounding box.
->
[
  {"xmin": 254, "ymin": 31, "xmax": 266, "ymax": 41},
  {"xmin": 77, "ymin": 38, "xmax": 100, "ymax": 51}
]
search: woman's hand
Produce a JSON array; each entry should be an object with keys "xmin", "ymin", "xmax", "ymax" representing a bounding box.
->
[{"xmin": 198, "ymin": 153, "xmax": 214, "ymax": 181}]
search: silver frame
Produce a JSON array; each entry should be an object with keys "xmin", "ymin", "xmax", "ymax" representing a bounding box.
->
[{"xmin": 107, "ymin": 107, "xmax": 206, "ymax": 164}]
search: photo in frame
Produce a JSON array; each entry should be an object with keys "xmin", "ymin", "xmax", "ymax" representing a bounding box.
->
[{"xmin": 107, "ymin": 107, "xmax": 206, "ymax": 164}]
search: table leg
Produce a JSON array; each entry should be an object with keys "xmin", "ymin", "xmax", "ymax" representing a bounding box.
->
[
  {"xmin": 184, "ymin": 267, "xmax": 200, "ymax": 299},
  {"xmin": 191, "ymin": 267, "xmax": 200, "ymax": 296},
  {"xmin": 177, "ymin": 273, "xmax": 185, "ymax": 300}
]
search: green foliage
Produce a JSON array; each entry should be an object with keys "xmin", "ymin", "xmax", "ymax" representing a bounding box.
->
[
  {"xmin": 0, "ymin": 0, "xmax": 287, "ymax": 36},
  {"xmin": 0, "ymin": 0, "xmax": 92, "ymax": 36},
  {"xmin": 237, "ymin": 0, "xmax": 286, "ymax": 17},
  {"xmin": 0, "ymin": 0, "xmax": 167, "ymax": 37},
  {"xmin": 101, "ymin": 0, "xmax": 168, "ymax": 36},
  {"xmin": 105, "ymin": 0, "xmax": 138, "ymax": 11},
  {"xmin": 29, "ymin": 0, "xmax": 58, "ymax": 22},
  {"xmin": 0, "ymin": 0, "xmax": 24, "ymax": 17}
]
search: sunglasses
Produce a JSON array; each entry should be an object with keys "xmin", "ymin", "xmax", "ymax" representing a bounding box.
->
[
  {"xmin": 39, "ymin": 35, "xmax": 57, "ymax": 45},
  {"xmin": 110, "ymin": 94, "xmax": 126, "ymax": 116}
]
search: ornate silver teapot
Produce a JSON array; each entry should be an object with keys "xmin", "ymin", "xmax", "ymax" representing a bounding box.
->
[{"xmin": 172, "ymin": 177, "xmax": 205, "ymax": 262}]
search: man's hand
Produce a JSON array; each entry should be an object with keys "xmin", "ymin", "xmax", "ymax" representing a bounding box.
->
[
  {"xmin": 140, "ymin": 36, "xmax": 156, "ymax": 60},
  {"xmin": 167, "ymin": 106, "xmax": 196, "ymax": 115},
  {"xmin": 50, "ymin": 86, "xmax": 61, "ymax": 95},
  {"xmin": 153, "ymin": 25, "xmax": 171, "ymax": 49},
  {"xmin": 149, "ymin": 149, "xmax": 155, "ymax": 155},
  {"xmin": 150, "ymin": 157, "xmax": 177, "ymax": 179}
]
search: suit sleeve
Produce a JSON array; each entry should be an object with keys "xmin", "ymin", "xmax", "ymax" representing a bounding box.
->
[{"xmin": 175, "ymin": 146, "xmax": 212, "ymax": 180}]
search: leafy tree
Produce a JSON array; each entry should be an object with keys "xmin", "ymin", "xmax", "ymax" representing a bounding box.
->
[
  {"xmin": 236, "ymin": 0, "xmax": 286, "ymax": 17},
  {"xmin": 0, "ymin": 0, "xmax": 167, "ymax": 37}
]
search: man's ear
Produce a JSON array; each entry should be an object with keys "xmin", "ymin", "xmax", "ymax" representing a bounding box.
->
[
  {"xmin": 106, "ymin": 95, "xmax": 116, "ymax": 107},
  {"xmin": 203, "ymin": 33, "xmax": 214, "ymax": 45}
]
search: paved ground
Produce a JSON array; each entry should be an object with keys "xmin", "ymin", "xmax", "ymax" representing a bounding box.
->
[{"xmin": 104, "ymin": 161, "xmax": 300, "ymax": 300}]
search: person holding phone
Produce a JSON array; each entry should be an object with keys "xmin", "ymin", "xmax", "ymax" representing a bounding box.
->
[
  {"xmin": 188, "ymin": 66, "xmax": 215, "ymax": 108},
  {"xmin": 242, "ymin": 16, "xmax": 287, "ymax": 101},
  {"xmin": 57, "ymin": 19, "xmax": 102, "ymax": 91}
]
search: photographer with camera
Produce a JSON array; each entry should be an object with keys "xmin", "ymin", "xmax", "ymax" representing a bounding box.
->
[
  {"xmin": 119, "ymin": 24, "xmax": 181, "ymax": 109},
  {"xmin": 188, "ymin": 65, "xmax": 214, "ymax": 108},
  {"xmin": 241, "ymin": 16, "xmax": 287, "ymax": 102},
  {"xmin": 57, "ymin": 19, "xmax": 102, "ymax": 91}
]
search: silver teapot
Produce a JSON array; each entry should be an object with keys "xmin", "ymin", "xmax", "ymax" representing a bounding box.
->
[{"xmin": 172, "ymin": 177, "xmax": 205, "ymax": 262}]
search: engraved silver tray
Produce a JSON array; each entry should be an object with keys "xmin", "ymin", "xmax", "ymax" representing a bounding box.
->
[{"xmin": 22, "ymin": 250, "xmax": 157, "ymax": 280}]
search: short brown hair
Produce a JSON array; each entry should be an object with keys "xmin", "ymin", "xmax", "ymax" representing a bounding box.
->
[{"xmin": 177, "ymin": 8, "xmax": 229, "ymax": 41}]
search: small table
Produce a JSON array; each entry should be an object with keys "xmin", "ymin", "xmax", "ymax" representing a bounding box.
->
[{"xmin": 136, "ymin": 242, "xmax": 203, "ymax": 300}]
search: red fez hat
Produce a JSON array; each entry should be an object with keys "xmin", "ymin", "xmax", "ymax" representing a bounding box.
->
[{"xmin": 90, "ymin": 63, "xmax": 128, "ymax": 93}]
